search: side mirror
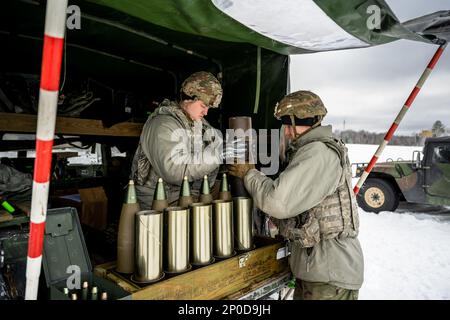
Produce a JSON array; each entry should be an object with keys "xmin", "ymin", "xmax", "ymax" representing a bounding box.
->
[{"xmin": 412, "ymin": 150, "xmax": 422, "ymax": 169}]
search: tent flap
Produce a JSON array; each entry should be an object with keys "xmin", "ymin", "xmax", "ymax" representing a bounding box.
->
[
  {"xmin": 89, "ymin": 0, "xmax": 441, "ymax": 54},
  {"xmin": 403, "ymin": 10, "xmax": 450, "ymax": 44}
]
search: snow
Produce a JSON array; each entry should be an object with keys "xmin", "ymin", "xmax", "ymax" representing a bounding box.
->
[
  {"xmin": 346, "ymin": 144, "xmax": 450, "ymax": 300},
  {"xmin": 346, "ymin": 144, "xmax": 423, "ymax": 164},
  {"xmin": 358, "ymin": 210, "xmax": 450, "ymax": 300}
]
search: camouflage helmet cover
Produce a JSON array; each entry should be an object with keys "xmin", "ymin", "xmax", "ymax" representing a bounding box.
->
[
  {"xmin": 274, "ymin": 90, "xmax": 327, "ymax": 120},
  {"xmin": 181, "ymin": 71, "xmax": 223, "ymax": 108}
]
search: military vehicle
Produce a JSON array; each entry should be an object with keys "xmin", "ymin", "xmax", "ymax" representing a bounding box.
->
[{"xmin": 355, "ymin": 137, "xmax": 450, "ymax": 213}]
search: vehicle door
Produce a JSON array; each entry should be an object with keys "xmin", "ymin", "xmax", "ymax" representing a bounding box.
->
[{"xmin": 424, "ymin": 142, "xmax": 450, "ymax": 199}]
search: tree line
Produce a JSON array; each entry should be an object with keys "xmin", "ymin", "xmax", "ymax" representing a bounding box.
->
[
  {"xmin": 333, "ymin": 120, "xmax": 447, "ymax": 146},
  {"xmin": 333, "ymin": 130, "xmax": 421, "ymax": 146}
]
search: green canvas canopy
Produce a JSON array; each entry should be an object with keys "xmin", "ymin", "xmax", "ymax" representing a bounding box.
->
[
  {"xmin": 0, "ymin": 0, "xmax": 448, "ymax": 130},
  {"xmin": 89, "ymin": 0, "xmax": 444, "ymax": 54}
]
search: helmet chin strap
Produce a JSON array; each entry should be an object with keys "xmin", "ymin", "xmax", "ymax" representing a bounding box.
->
[
  {"xmin": 289, "ymin": 115, "xmax": 299, "ymax": 139},
  {"xmin": 289, "ymin": 115, "xmax": 295, "ymax": 130}
]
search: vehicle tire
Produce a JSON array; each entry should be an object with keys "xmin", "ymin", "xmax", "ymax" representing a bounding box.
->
[{"xmin": 357, "ymin": 178, "xmax": 399, "ymax": 213}]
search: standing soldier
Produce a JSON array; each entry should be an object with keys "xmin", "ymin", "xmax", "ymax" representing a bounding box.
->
[
  {"xmin": 131, "ymin": 71, "xmax": 224, "ymax": 209},
  {"xmin": 228, "ymin": 90, "xmax": 364, "ymax": 300}
]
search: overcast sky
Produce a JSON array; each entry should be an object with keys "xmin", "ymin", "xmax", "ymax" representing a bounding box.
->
[{"xmin": 290, "ymin": 0, "xmax": 450, "ymax": 135}]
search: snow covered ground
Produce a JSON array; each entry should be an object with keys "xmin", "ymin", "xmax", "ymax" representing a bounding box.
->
[
  {"xmin": 346, "ymin": 143, "xmax": 423, "ymax": 164},
  {"xmin": 358, "ymin": 209, "xmax": 450, "ymax": 300},
  {"xmin": 346, "ymin": 144, "xmax": 450, "ymax": 300}
]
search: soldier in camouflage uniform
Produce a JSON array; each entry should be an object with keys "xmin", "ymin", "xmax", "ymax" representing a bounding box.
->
[
  {"xmin": 229, "ymin": 90, "xmax": 364, "ymax": 300},
  {"xmin": 131, "ymin": 71, "xmax": 223, "ymax": 209}
]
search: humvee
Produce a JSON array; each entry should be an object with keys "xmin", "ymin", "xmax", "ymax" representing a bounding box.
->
[{"xmin": 355, "ymin": 137, "xmax": 450, "ymax": 213}]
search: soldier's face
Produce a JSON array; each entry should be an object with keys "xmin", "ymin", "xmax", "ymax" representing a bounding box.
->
[
  {"xmin": 184, "ymin": 100, "xmax": 209, "ymax": 121},
  {"xmin": 283, "ymin": 125, "xmax": 310, "ymax": 140},
  {"xmin": 284, "ymin": 125, "xmax": 297, "ymax": 140}
]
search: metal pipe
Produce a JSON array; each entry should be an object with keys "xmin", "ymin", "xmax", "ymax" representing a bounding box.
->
[
  {"xmin": 233, "ymin": 197, "xmax": 254, "ymax": 251},
  {"xmin": 354, "ymin": 43, "xmax": 447, "ymax": 194},
  {"xmin": 189, "ymin": 203, "xmax": 213, "ymax": 265},
  {"xmin": 82, "ymin": 13, "xmax": 208, "ymax": 60},
  {"xmin": 134, "ymin": 210, "xmax": 163, "ymax": 283},
  {"xmin": 81, "ymin": 13, "xmax": 223, "ymax": 85},
  {"xmin": 212, "ymin": 200, "xmax": 234, "ymax": 258},
  {"xmin": 164, "ymin": 207, "xmax": 190, "ymax": 273}
]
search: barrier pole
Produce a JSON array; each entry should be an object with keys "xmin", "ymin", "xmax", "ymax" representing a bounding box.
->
[
  {"xmin": 354, "ymin": 43, "xmax": 447, "ymax": 195},
  {"xmin": 25, "ymin": 0, "xmax": 68, "ymax": 300}
]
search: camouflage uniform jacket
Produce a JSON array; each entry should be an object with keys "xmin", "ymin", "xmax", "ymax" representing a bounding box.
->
[
  {"xmin": 244, "ymin": 125, "xmax": 364, "ymax": 290},
  {"xmin": 131, "ymin": 99, "xmax": 220, "ymax": 209}
]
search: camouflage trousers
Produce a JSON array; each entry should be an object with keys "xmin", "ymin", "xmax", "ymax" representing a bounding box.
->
[{"xmin": 294, "ymin": 279, "xmax": 359, "ymax": 300}]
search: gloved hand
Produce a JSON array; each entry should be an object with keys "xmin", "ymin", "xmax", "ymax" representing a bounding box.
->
[
  {"xmin": 221, "ymin": 136, "xmax": 248, "ymax": 163},
  {"xmin": 227, "ymin": 163, "xmax": 255, "ymax": 179},
  {"xmin": 203, "ymin": 133, "xmax": 250, "ymax": 165}
]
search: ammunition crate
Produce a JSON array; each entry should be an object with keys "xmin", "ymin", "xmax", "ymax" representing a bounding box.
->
[
  {"xmin": 48, "ymin": 275, "xmax": 131, "ymax": 300},
  {"xmin": 43, "ymin": 207, "xmax": 131, "ymax": 300},
  {"xmin": 94, "ymin": 237, "xmax": 290, "ymax": 300}
]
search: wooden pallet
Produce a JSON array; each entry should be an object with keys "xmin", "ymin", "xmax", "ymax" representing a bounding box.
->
[{"xmin": 94, "ymin": 237, "xmax": 289, "ymax": 300}]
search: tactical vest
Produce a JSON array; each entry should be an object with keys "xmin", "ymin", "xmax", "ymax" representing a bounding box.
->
[{"xmin": 280, "ymin": 136, "xmax": 359, "ymax": 248}]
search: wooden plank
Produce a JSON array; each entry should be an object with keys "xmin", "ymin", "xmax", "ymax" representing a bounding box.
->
[
  {"xmin": 94, "ymin": 239, "xmax": 289, "ymax": 300},
  {"xmin": 0, "ymin": 211, "xmax": 13, "ymax": 223},
  {"xmin": 94, "ymin": 261, "xmax": 140, "ymax": 293},
  {"xmin": 0, "ymin": 112, "xmax": 143, "ymax": 137},
  {"xmin": 135, "ymin": 241, "xmax": 287, "ymax": 300},
  {"xmin": 0, "ymin": 214, "xmax": 29, "ymax": 229},
  {"xmin": 104, "ymin": 272, "xmax": 140, "ymax": 293},
  {"xmin": 224, "ymin": 270, "xmax": 291, "ymax": 300}
]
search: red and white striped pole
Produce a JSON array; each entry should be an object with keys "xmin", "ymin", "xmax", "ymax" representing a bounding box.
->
[
  {"xmin": 354, "ymin": 43, "xmax": 447, "ymax": 195},
  {"xmin": 25, "ymin": 0, "xmax": 68, "ymax": 300}
]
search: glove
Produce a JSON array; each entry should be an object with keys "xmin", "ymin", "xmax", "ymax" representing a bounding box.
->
[
  {"xmin": 203, "ymin": 133, "xmax": 251, "ymax": 165},
  {"xmin": 221, "ymin": 136, "xmax": 247, "ymax": 162},
  {"xmin": 227, "ymin": 163, "xmax": 255, "ymax": 179},
  {"xmin": 203, "ymin": 137, "xmax": 246, "ymax": 165}
]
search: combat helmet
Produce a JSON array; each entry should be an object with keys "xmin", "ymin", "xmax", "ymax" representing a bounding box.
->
[
  {"xmin": 274, "ymin": 90, "xmax": 327, "ymax": 127},
  {"xmin": 181, "ymin": 71, "xmax": 223, "ymax": 108}
]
